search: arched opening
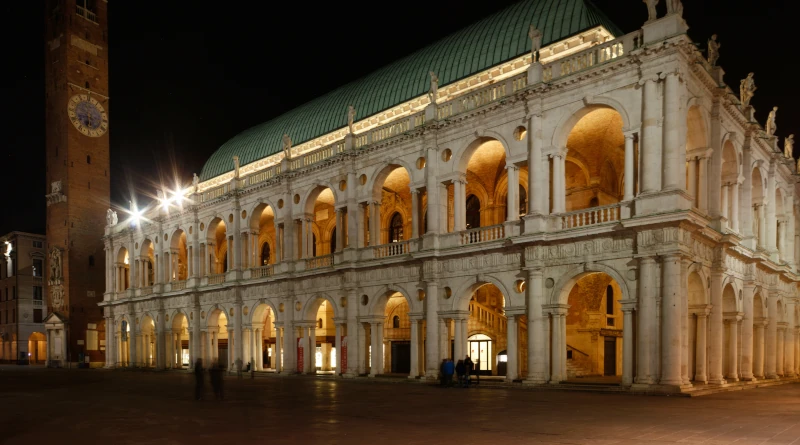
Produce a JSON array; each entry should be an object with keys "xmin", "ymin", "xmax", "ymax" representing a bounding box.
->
[
  {"xmin": 465, "ymin": 195, "xmax": 481, "ymax": 229},
  {"xmin": 753, "ymin": 292, "xmax": 766, "ymax": 379},
  {"xmin": 563, "ymin": 108, "xmax": 625, "ymax": 213},
  {"xmin": 170, "ymin": 312, "xmax": 189, "ymax": 369},
  {"xmin": 250, "ymin": 203, "xmax": 277, "ymax": 268},
  {"xmin": 301, "ymin": 298, "xmax": 335, "ymax": 374},
  {"xmin": 117, "ymin": 318, "xmax": 131, "ymax": 367},
  {"xmin": 169, "ymin": 229, "xmax": 188, "ymax": 281},
  {"xmin": 457, "ymin": 138, "xmax": 520, "ymax": 231},
  {"xmin": 775, "ymin": 189, "xmax": 786, "ymax": 260},
  {"xmin": 116, "ymin": 247, "xmax": 130, "ymax": 291},
  {"xmin": 687, "ymin": 271, "xmax": 708, "ymax": 382},
  {"xmin": 207, "ymin": 309, "xmax": 229, "ymax": 369},
  {"xmin": 373, "ymin": 165, "xmax": 413, "ymax": 245},
  {"xmin": 564, "ymin": 273, "xmax": 623, "ymax": 382},
  {"xmin": 720, "ymin": 141, "xmax": 739, "ymax": 231},
  {"xmin": 751, "ymin": 167, "xmax": 765, "ymax": 249},
  {"xmin": 206, "ymin": 218, "xmax": 228, "ymax": 275},
  {"xmin": 139, "ymin": 240, "xmax": 155, "ymax": 287},
  {"xmin": 140, "ymin": 315, "xmax": 156, "ymax": 368},
  {"xmin": 722, "ymin": 284, "xmax": 739, "ymax": 381},
  {"xmin": 251, "ymin": 304, "xmax": 278, "ymax": 371},
  {"xmin": 464, "ymin": 283, "xmax": 512, "ymax": 377},
  {"xmin": 304, "ymin": 187, "xmax": 336, "ymax": 258},
  {"xmin": 383, "ymin": 293, "xmax": 411, "ymax": 374},
  {"xmin": 28, "ymin": 332, "xmax": 46, "ymax": 364},
  {"xmin": 685, "ymin": 106, "xmax": 709, "ymax": 209}
]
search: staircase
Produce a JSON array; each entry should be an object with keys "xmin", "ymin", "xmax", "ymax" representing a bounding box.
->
[{"xmin": 566, "ymin": 359, "xmax": 591, "ymax": 378}]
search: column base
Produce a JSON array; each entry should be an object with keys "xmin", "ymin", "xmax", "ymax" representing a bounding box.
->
[
  {"xmin": 522, "ymin": 213, "xmax": 547, "ymax": 234},
  {"xmin": 725, "ymin": 376, "xmax": 740, "ymax": 382},
  {"xmin": 708, "ymin": 378, "xmax": 727, "ymax": 385},
  {"xmin": 693, "ymin": 375, "xmax": 708, "ymax": 384},
  {"xmin": 522, "ymin": 377, "xmax": 548, "ymax": 386}
]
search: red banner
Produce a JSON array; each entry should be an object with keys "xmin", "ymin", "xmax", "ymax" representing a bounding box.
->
[
  {"xmin": 297, "ymin": 338, "xmax": 303, "ymax": 373},
  {"xmin": 341, "ymin": 335, "xmax": 347, "ymax": 372}
]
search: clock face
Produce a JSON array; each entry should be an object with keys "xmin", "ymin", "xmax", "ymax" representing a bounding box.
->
[{"xmin": 67, "ymin": 94, "xmax": 108, "ymax": 137}]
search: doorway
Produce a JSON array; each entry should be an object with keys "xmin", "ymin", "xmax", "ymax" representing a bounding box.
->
[
  {"xmin": 603, "ymin": 337, "xmax": 616, "ymax": 376},
  {"xmin": 391, "ymin": 342, "xmax": 410, "ymax": 373},
  {"xmin": 468, "ymin": 334, "xmax": 493, "ymax": 375}
]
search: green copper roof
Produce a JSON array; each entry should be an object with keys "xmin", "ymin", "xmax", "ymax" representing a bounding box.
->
[{"xmin": 200, "ymin": 0, "xmax": 621, "ymax": 181}]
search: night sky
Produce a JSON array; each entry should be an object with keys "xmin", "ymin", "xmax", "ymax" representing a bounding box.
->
[{"xmin": 1, "ymin": 0, "xmax": 794, "ymax": 236}]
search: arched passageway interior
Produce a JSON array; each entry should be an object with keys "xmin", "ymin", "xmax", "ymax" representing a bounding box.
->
[
  {"xmin": 751, "ymin": 167, "xmax": 765, "ymax": 249},
  {"xmin": 298, "ymin": 299, "xmax": 335, "ymax": 374},
  {"xmin": 139, "ymin": 240, "xmax": 154, "ymax": 287},
  {"xmin": 565, "ymin": 273, "xmax": 623, "ymax": 381},
  {"xmin": 303, "ymin": 188, "xmax": 336, "ymax": 258},
  {"xmin": 206, "ymin": 218, "xmax": 228, "ymax": 274},
  {"xmin": 252, "ymin": 305, "xmax": 277, "ymax": 371},
  {"xmin": 28, "ymin": 332, "xmax": 46, "ymax": 363},
  {"xmin": 382, "ymin": 293, "xmax": 411, "ymax": 374},
  {"xmin": 249, "ymin": 203, "xmax": 277, "ymax": 268},
  {"xmin": 722, "ymin": 284, "xmax": 740, "ymax": 381},
  {"xmin": 115, "ymin": 247, "xmax": 130, "ymax": 291},
  {"xmin": 685, "ymin": 106, "xmax": 709, "ymax": 211},
  {"xmin": 563, "ymin": 109, "xmax": 624, "ymax": 213},
  {"xmin": 117, "ymin": 318, "xmax": 131, "ymax": 367},
  {"xmin": 140, "ymin": 316, "xmax": 156, "ymax": 367},
  {"xmin": 463, "ymin": 283, "xmax": 517, "ymax": 377},
  {"xmin": 687, "ymin": 271, "xmax": 709, "ymax": 383},
  {"xmin": 170, "ymin": 313, "xmax": 189, "ymax": 368},
  {"xmin": 168, "ymin": 229, "xmax": 188, "ymax": 281},
  {"xmin": 207, "ymin": 309, "xmax": 229, "ymax": 368}
]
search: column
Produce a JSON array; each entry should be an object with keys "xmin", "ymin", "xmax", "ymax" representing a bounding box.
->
[
  {"xmin": 345, "ymin": 290, "xmax": 358, "ymax": 377},
  {"xmin": 234, "ymin": 303, "xmax": 243, "ymax": 371},
  {"xmin": 300, "ymin": 218, "xmax": 310, "ymax": 257},
  {"xmin": 306, "ymin": 326, "xmax": 315, "ymax": 374},
  {"xmin": 549, "ymin": 310, "xmax": 566, "ymax": 383},
  {"xmin": 777, "ymin": 327, "xmax": 785, "ymax": 377},
  {"xmin": 376, "ymin": 322, "xmax": 384, "ymax": 374},
  {"xmin": 410, "ymin": 190, "xmax": 420, "ymax": 239},
  {"xmin": 624, "ymin": 133, "xmax": 635, "ymax": 201},
  {"xmin": 766, "ymin": 297, "xmax": 778, "ymax": 378},
  {"xmin": 694, "ymin": 312, "xmax": 709, "ymax": 383},
  {"xmin": 425, "ymin": 281, "xmax": 439, "ymax": 379},
  {"xmin": 766, "ymin": 164, "xmax": 777, "ymax": 253},
  {"xmin": 708, "ymin": 270, "xmax": 725, "ymax": 383},
  {"xmin": 636, "ymin": 257, "xmax": 657, "ymax": 384},
  {"xmin": 741, "ymin": 146, "xmax": 754, "ymax": 240},
  {"xmin": 528, "ymin": 114, "xmax": 547, "ymax": 216},
  {"xmin": 698, "ymin": 155, "xmax": 709, "ymax": 213},
  {"xmin": 369, "ymin": 202, "xmax": 382, "ymax": 246},
  {"xmin": 687, "ymin": 157, "xmax": 697, "ymax": 205},
  {"xmin": 660, "ymin": 254, "xmax": 683, "ymax": 386},
  {"xmin": 725, "ymin": 316, "xmax": 741, "ymax": 381},
  {"xmin": 453, "ymin": 319, "xmax": 463, "ymax": 361},
  {"xmin": 754, "ymin": 321, "xmax": 765, "ymax": 378},
  {"xmin": 369, "ymin": 322, "xmax": 379, "ymax": 377},
  {"xmin": 641, "ymin": 77, "xmax": 661, "ymax": 193},
  {"xmin": 335, "ymin": 209, "xmax": 344, "ymax": 252},
  {"xmin": 506, "ymin": 315, "xmax": 518, "ymax": 382},
  {"xmin": 552, "ymin": 154, "xmax": 566, "ymax": 213},
  {"xmin": 334, "ymin": 323, "xmax": 342, "ymax": 375},
  {"xmin": 720, "ymin": 183, "xmax": 729, "ymax": 221},
  {"xmin": 165, "ymin": 329, "xmax": 173, "ymax": 369},
  {"xmin": 274, "ymin": 323, "xmax": 283, "ymax": 372},
  {"xmin": 758, "ymin": 205, "xmax": 767, "ymax": 248},
  {"xmin": 621, "ymin": 306, "xmax": 635, "ymax": 386},
  {"xmin": 731, "ymin": 181, "xmax": 740, "ymax": 233},
  {"xmin": 525, "ymin": 269, "xmax": 547, "ymax": 384},
  {"xmin": 242, "ymin": 328, "xmax": 251, "ymax": 368},
  {"xmin": 409, "ymin": 319, "xmax": 419, "ymax": 378},
  {"xmin": 741, "ymin": 284, "xmax": 755, "ymax": 380},
  {"xmin": 453, "ymin": 179, "xmax": 466, "ymax": 231},
  {"xmin": 784, "ymin": 325, "xmax": 795, "ymax": 377},
  {"xmin": 424, "ymin": 147, "xmax": 441, "ymax": 235},
  {"xmin": 506, "ymin": 165, "xmax": 519, "ymax": 221},
  {"xmin": 661, "ymin": 73, "xmax": 683, "ymax": 191},
  {"xmin": 212, "ymin": 330, "xmax": 219, "ymax": 362}
]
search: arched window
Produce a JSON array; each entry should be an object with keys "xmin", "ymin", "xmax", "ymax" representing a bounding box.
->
[
  {"xmin": 317, "ymin": 318, "xmax": 323, "ymax": 329},
  {"xmin": 606, "ymin": 285, "xmax": 614, "ymax": 315},
  {"xmin": 466, "ymin": 195, "xmax": 481, "ymax": 229},
  {"xmin": 392, "ymin": 315, "xmax": 400, "ymax": 328},
  {"xmin": 86, "ymin": 155, "xmax": 91, "ymax": 164},
  {"xmin": 312, "ymin": 234, "xmax": 317, "ymax": 257},
  {"xmin": 260, "ymin": 243, "xmax": 271, "ymax": 265},
  {"xmin": 390, "ymin": 212, "xmax": 404, "ymax": 242},
  {"xmin": 330, "ymin": 228, "xmax": 337, "ymax": 253},
  {"xmin": 222, "ymin": 251, "xmax": 228, "ymax": 273}
]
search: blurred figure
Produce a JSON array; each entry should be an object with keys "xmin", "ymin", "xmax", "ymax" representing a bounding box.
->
[
  {"xmin": 456, "ymin": 360, "xmax": 465, "ymax": 387},
  {"xmin": 464, "ymin": 355, "xmax": 474, "ymax": 387},
  {"xmin": 210, "ymin": 360, "xmax": 224, "ymax": 400},
  {"xmin": 194, "ymin": 358, "xmax": 204, "ymax": 401},
  {"xmin": 235, "ymin": 357, "xmax": 243, "ymax": 379}
]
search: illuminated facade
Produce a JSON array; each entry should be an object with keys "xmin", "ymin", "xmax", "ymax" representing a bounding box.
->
[{"xmin": 101, "ymin": 1, "xmax": 800, "ymax": 393}]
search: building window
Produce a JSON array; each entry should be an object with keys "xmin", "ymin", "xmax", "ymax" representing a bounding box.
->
[
  {"xmin": 87, "ymin": 155, "xmax": 91, "ymax": 164},
  {"xmin": 32, "ymin": 241, "xmax": 43, "ymax": 248},
  {"xmin": 390, "ymin": 212, "xmax": 404, "ymax": 243},
  {"xmin": 33, "ymin": 286, "xmax": 43, "ymax": 301},
  {"xmin": 11, "ymin": 309, "xmax": 15, "ymax": 323},
  {"xmin": 606, "ymin": 285, "xmax": 615, "ymax": 326},
  {"xmin": 88, "ymin": 255, "xmax": 95, "ymax": 267},
  {"xmin": 12, "ymin": 286, "xmax": 15, "ymax": 300},
  {"xmin": 86, "ymin": 329, "xmax": 99, "ymax": 350},
  {"xmin": 317, "ymin": 318, "xmax": 323, "ymax": 329},
  {"xmin": 33, "ymin": 259, "xmax": 43, "ymax": 277},
  {"xmin": 466, "ymin": 195, "xmax": 481, "ymax": 229},
  {"xmin": 34, "ymin": 309, "xmax": 43, "ymax": 323},
  {"xmin": 260, "ymin": 243, "xmax": 271, "ymax": 265},
  {"xmin": 76, "ymin": 0, "xmax": 97, "ymax": 22},
  {"xmin": 392, "ymin": 315, "xmax": 400, "ymax": 328}
]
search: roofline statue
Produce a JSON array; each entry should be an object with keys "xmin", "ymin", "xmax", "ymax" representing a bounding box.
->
[
  {"xmin": 192, "ymin": 173, "xmax": 199, "ymax": 193},
  {"xmin": 428, "ymin": 71, "xmax": 439, "ymax": 104},
  {"xmin": 644, "ymin": 0, "xmax": 660, "ymax": 22},
  {"xmin": 528, "ymin": 25, "xmax": 543, "ymax": 63},
  {"xmin": 765, "ymin": 106, "xmax": 778, "ymax": 138},
  {"xmin": 106, "ymin": 209, "xmax": 118, "ymax": 227},
  {"xmin": 707, "ymin": 34, "xmax": 720, "ymax": 66},
  {"xmin": 347, "ymin": 105, "xmax": 356, "ymax": 135},
  {"xmin": 233, "ymin": 155, "xmax": 240, "ymax": 179},
  {"xmin": 740, "ymin": 72, "xmax": 756, "ymax": 108},
  {"xmin": 666, "ymin": 0, "xmax": 683, "ymax": 17},
  {"xmin": 282, "ymin": 134, "xmax": 292, "ymax": 159},
  {"xmin": 784, "ymin": 134, "xmax": 794, "ymax": 159}
]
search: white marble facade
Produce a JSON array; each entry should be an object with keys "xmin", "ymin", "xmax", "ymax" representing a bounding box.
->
[{"xmin": 100, "ymin": 11, "xmax": 800, "ymax": 393}]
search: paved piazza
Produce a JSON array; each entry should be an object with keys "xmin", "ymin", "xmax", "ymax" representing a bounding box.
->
[{"xmin": 3, "ymin": 369, "xmax": 800, "ymax": 444}]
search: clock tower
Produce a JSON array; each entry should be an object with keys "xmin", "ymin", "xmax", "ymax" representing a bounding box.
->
[{"xmin": 44, "ymin": 0, "xmax": 110, "ymax": 367}]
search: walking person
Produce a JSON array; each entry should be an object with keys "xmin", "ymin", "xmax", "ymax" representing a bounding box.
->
[
  {"xmin": 194, "ymin": 358, "xmax": 204, "ymax": 401},
  {"xmin": 464, "ymin": 355, "xmax": 474, "ymax": 387},
  {"xmin": 235, "ymin": 357, "xmax": 243, "ymax": 379},
  {"xmin": 443, "ymin": 358, "xmax": 455, "ymax": 387},
  {"xmin": 455, "ymin": 360, "xmax": 466, "ymax": 387}
]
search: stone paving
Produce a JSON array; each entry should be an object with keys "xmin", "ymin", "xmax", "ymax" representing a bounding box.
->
[{"xmin": 2, "ymin": 367, "xmax": 800, "ymax": 444}]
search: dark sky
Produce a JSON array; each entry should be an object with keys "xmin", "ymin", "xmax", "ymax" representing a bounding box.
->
[{"xmin": 1, "ymin": 0, "xmax": 794, "ymax": 236}]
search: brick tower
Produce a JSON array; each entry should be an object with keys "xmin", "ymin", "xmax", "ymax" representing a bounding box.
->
[{"xmin": 43, "ymin": 0, "xmax": 110, "ymax": 367}]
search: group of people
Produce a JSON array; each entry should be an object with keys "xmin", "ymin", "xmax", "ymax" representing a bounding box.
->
[
  {"xmin": 194, "ymin": 358, "xmax": 226, "ymax": 400},
  {"xmin": 440, "ymin": 356, "xmax": 479, "ymax": 387}
]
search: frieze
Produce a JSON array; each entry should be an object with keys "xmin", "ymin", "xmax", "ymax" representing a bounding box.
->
[
  {"xmin": 755, "ymin": 267, "xmax": 778, "ymax": 287},
  {"xmin": 637, "ymin": 227, "xmax": 681, "ymax": 250},
  {"xmin": 526, "ymin": 237, "xmax": 633, "ymax": 261},
  {"xmin": 198, "ymin": 290, "xmax": 234, "ymax": 306},
  {"xmin": 298, "ymin": 274, "xmax": 343, "ymax": 292},
  {"xmin": 724, "ymin": 254, "xmax": 746, "ymax": 276},
  {"xmin": 358, "ymin": 265, "xmax": 420, "ymax": 285}
]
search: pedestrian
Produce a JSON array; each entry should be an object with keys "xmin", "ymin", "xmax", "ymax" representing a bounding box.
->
[
  {"xmin": 235, "ymin": 357, "xmax": 243, "ymax": 379},
  {"xmin": 194, "ymin": 358, "xmax": 204, "ymax": 401},
  {"xmin": 464, "ymin": 355, "xmax": 474, "ymax": 387},
  {"xmin": 210, "ymin": 360, "xmax": 224, "ymax": 400},
  {"xmin": 455, "ymin": 359, "xmax": 465, "ymax": 387},
  {"xmin": 440, "ymin": 359, "xmax": 448, "ymax": 387},
  {"xmin": 443, "ymin": 358, "xmax": 455, "ymax": 387}
]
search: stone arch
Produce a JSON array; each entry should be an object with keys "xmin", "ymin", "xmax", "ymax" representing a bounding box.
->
[
  {"xmin": 139, "ymin": 239, "xmax": 154, "ymax": 258},
  {"xmin": 451, "ymin": 274, "xmax": 513, "ymax": 312},
  {"xmin": 366, "ymin": 285, "xmax": 415, "ymax": 317},
  {"xmin": 116, "ymin": 245, "xmax": 129, "ymax": 263},
  {"xmin": 722, "ymin": 283, "xmax": 738, "ymax": 313},
  {"xmin": 551, "ymin": 263, "xmax": 631, "ymax": 306},
  {"xmin": 250, "ymin": 298, "xmax": 280, "ymax": 325},
  {"xmin": 551, "ymin": 100, "xmax": 632, "ymax": 150},
  {"xmin": 170, "ymin": 308, "xmax": 190, "ymax": 330},
  {"xmin": 248, "ymin": 200, "xmax": 279, "ymax": 231},
  {"xmin": 301, "ymin": 182, "xmax": 339, "ymax": 215},
  {"xmin": 455, "ymin": 136, "xmax": 511, "ymax": 174},
  {"xmin": 688, "ymin": 271, "xmax": 708, "ymax": 306},
  {"xmin": 205, "ymin": 304, "xmax": 229, "ymax": 329},
  {"xmin": 303, "ymin": 293, "xmax": 340, "ymax": 321},
  {"xmin": 367, "ymin": 161, "xmax": 415, "ymax": 202}
]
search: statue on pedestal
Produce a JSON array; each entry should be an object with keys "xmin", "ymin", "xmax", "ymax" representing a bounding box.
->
[
  {"xmin": 282, "ymin": 134, "xmax": 292, "ymax": 159},
  {"xmin": 106, "ymin": 209, "xmax": 118, "ymax": 227},
  {"xmin": 528, "ymin": 25, "xmax": 543, "ymax": 62},
  {"xmin": 739, "ymin": 73, "xmax": 756, "ymax": 108},
  {"xmin": 644, "ymin": 0, "xmax": 660, "ymax": 21},
  {"xmin": 192, "ymin": 173, "xmax": 199, "ymax": 193},
  {"xmin": 666, "ymin": 0, "xmax": 683, "ymax": 16},
  {"xmin": 428, "ymin": 71, "xmax": 439, "ymax": 104},
  {"xmin": 49, "ymin": 247, "xmax": 62, "ymax": 284},
  {"xmin": 766, "ymin": 106, "xmax": 778, "ymax": 137},
  {"xmin": 707, "ymin": 34, "xmax": 720, "ymax": 66},
  {"xmin": 784, "ymin": 134, "xmax": 794, "ymax": 159},
  {"xmin": 347, "ymin": 105, "xmax": 356, "ymax": 134},
  {"xmin": 233, "ymin": 155, "xmax": 240, "ymax": 178}
]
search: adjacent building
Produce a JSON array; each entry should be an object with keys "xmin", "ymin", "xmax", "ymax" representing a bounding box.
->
[{"xmin": 0, "ymin": 232, "xmax": 48, "ymax": 364}]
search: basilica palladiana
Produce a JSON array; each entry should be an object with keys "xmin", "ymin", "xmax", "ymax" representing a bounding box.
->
[{"xmin": 100, "ymin": 0, "xmax": 800, "ymax": 394}]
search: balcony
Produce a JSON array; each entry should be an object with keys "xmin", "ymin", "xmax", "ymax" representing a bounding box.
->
[
  {"xmin": 207, "ymin": 274, "xmax": 225, "ymax": 285},
  {"xmin": 305, "ymin": 254, "xmax": 334, "ymax": 270},
  {"xmin": 557, "ymin": 203, "xmax": 622, "ymax": 230},
  {"xmin": 250, "ymin": 265, "xmax": 274, "ymax": 279},
  {"xmin": 373, "ymin": 240, "xmax": 415, "ymax": 259}
]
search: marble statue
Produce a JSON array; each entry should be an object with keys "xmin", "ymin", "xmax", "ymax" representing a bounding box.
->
[
  {"xmin": 740, "ymin": 73, "xmax": 756, "ymax": 108},
  {"xmin": 766, "ymin": 106, "xmax": 778, "ymax": 137},
  {"xmin": 707, "ymin": 34, "xmax": 720, "ymax": 66},
  {"xmin": 666, "ymin": 0, "xmax": 683, "ymax": 16},
  {"xmin": 644, "ymin": 0, "xmax": 659, "ymax": 21},
  {"xmin": 784, "ymin": 134, "xmax": 794, "ymax": 159},
  {"xmin": 347, "ymin": 105, "xmax": 356, "ymax": 134},
  {"xmin": 192, "ymin": 173, "xmax": 199, "ymax": 193},
  {"xmin": 50, "ymin": 284, "xmax": 64, "ymax": 311},
  {"xmin": 428, "ymin": 71, "xmax": 439, "ymax": 103},
  {"xmin": 51, "ymin": 180, "xmax": 62, "ymax": 194},
  {"xmin": 233, "ymin": 155, "xmax": 240, "ymax": 178},
  {"xmin": 282, "ymin": 134, "xmax": 292, "ymax": 158},
  {"xmin": 528, "ymin": 25, "xmax": 543, "ymax": 62},
  {"xmin": 49, "ymin": 247, "xmax": 62, "ymax": 283},
  {"xmin": 106, "ymin": 209, "xmax": 118, "ymax": 227}
]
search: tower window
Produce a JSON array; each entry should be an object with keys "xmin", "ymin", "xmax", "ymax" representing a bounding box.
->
[
  {"xmin": 85, "ymin": 81, "xmax": 90, "ymax": 89},
  {"xmin": 89, "ymin": 255, "xmax": 95, "ymax": 267},
  {"xmin": 87, "ymin": 155, "xmax": 91, "ymax": 164}
]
